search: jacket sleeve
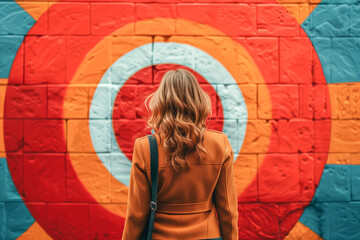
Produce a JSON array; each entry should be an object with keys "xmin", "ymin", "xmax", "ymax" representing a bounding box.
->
[
  {"xmin": 122, "ymin": 138, "xmax": 151, "ymax": 240},
  {"xmin": 213, "ymin": 133, "xmax": 239, "ymax": 240}
]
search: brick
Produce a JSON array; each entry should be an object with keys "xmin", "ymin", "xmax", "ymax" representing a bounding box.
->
[
  {"xmin": 240, "ymin": 120, "xmax": 279, "ymax": 154},
  {"xmin": 329, "ymin": 202, "xmax": 360, "ymax": 240},
  {"xmin": 135, "ymin": 3, "xmax": 175, "ymax": 35},
  {"xmin": 312, "ymin": 37, "xmax": 331, "ymax": 84},
  {"xmin": 0, "ymin": 2, "xmax": 35, "ymax": 35},
  {"xmin": 278, "ymin": 203, "xmax": 308, "ymax": 239},
  {"xmin": 200, "ymin": 84, "xmax": 219, "ymax": 120},
  {"xmin": 258, "ymin": 153, "xmax": 300, "ymax": 202},
  {"xmin": 280, "ymin": 37, "xmax": 312, "ymax": 84},
  {"xmin": 176, "ymin": 4, "xmax": 256, "ymax": 36},
  {"xmin": 24, "ymin": 153, "xmax": 66, "ymax": 202},
  {"xmin": 89, "ymin": 203, "xmax": 125, "ymax": 239},
  {"xmin": 0, "ymin": 203, "xmax": 4, "ymax": 239},
  {"xmin": 69, "ymin": 153, "xmax": 111, "ymax": 203},
  {"xmin": 350, "ymin": 155, "xmax": 360, "ymax": 200},
  {"xmin": 257, "ymin": 4, "xmax": 299, "ymax": 36},
  {"xmin": 299, "ymin": 84, "xmax": 314, "ymax": 119},
  {"xmin": 234, "ymin": 154, "xmax": 258, "ymax": 202},
  {"xmin": 278, "ymin": 119, "xmax": 314, "ymax": 153},
  {"xmin": 0, "ymin": 36, "xmax": 24, "ymax": 80},
  {"xmin": 91, "ymin": 3, "xmax": 134, "ymax": 35},
  {"xmin": 3, "ymin": 120, "xmax": 23, "ymax": 152},
  {"xmin": 67, "ymin": 119, "xmax": 110, "ymax": 153},
  {"xmin": 350, "ymin": 5, "xmax": 360, "ymax": 36},
  {"xmin": 238, "ymin": 203, "xmax": 279, "ymax": 239},
  {"xmin": 312, "ymin": 164, "xmax": 350, "ymax": 202},
  {"xmin": 49, "ymin": 3, "xmax": 90, "ymax": 35},
  {"xmin": 239, "ymin": 37, "xmax": 279, "ymax": 84},
  {"xmin": 126, "ymin": 66, "xmax": 152, "ymax": 85},
  {"xmin": 24, "ymin": 36, "xmax": 66, "ymax": 84},
  {"xmin": 113, "ymin": 84, "xmax": 137, "ymax": 119},
  {"xmin": 5, "ymin": 85, "xmax": 46, "ymax": 119},
  {"xmin": 24, "ymin": 119, "xmax": 66, "ymax": 153},
  {"xmin": 217, "ymin": 84, "xmax": 247, "ymax": 119},
  {"xmin": 259, "ymin": 84, "xmax": 299, "ymax": 119},
  {"xmin": 135, "ymin": 84, "xmax": 159, "ymax": 119},
  {"xmin": 3, "ymin": 153, "xmax": 23, "ymax": 199},
  {"xmin": 74, "ymin": 37, "xmax": 111, "ymax": 85},
  {"xmin": 299, "ymin": 153, "xmax": 315, "ymax": 202},
  {"xmin": 111, "ymin": 119, "xmax": 148, "ymax": 156},
  {"xmin": 313, "ymin": 84, "xmax": 331, "ymax": 119},
  {"xmin": 331, "ymin": 38, "xmax": 360, "ymax": 83},
  {"xmin": 5, "ymin": 202, "xmax": 34, "ymax": 239},
  {"xmin": 65, "ymin": 154, "xmax": 96, "ymax": 203},
  {"xmin": 298, "ymin": 202, "xmax": 330, "ymax": 239},
  {"xmin": 111, "ymin": 36, "xmax": 152, "ymax": 63},
  {"xmin": 66, "ymin": 36, "xmax": 104, "ymax": 84},
  {"xmin": 46, "ymin": 204, "xmax": 89, "ymax": 239},
  {"xmin": 328, "ymin": 120, "xmax": 360, "ymax": 153},
  {"xmin": 309, "ymin": 4, "xmax": 349, "ymax": 37},
  {"xmin": 89, "ymin": 85, "xmax": 111, "ymax": 120},
  {"xmin": 48, "ymin": 85, "xmax": 88, "ymax": 119}
]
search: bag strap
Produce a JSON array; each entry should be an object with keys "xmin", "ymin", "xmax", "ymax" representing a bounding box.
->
[{"xmin": 145, "ymin": 134, "xmax": 158, "ymax": 239}]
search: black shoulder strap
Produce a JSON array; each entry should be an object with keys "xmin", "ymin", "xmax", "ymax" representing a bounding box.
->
[{"xmin": 145, "ymin": 134, "xmax": 158, "ymax": 239}]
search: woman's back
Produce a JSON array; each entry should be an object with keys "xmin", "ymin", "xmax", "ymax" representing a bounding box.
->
[{"xmin": 122, "ymin": 128, "xmax": 239, "ymax": 239}]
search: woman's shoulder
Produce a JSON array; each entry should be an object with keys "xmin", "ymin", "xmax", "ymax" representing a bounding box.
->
[{"xmin": 204, "ymin": 128, "xmax": 224, "ymax": 135}]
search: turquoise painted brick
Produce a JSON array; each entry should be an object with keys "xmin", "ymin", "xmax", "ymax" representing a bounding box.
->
[
  {"xmin": 351, "ymin": 165, "xmax": 360, "ymax": 200},
  {"xmin": 312, "ymin": 164, "xmax": 350, "ymax": 202},
  {"xmin": 311, "ymin": 37, "xmax": 331, "ymax": 84},
  {"xmin": 299, "ymin": 202, "xmax": 330, "ymax": 239},
  {"xmin": 331, "ymin": 38, "xmax": 360, "ymax": 83},
  {"xmin": 305, "ymin": 4, "xmax": 349, "ymax": 37},
  {"xmin": 329, "ymin": 202, "xmax": 360, "ymax": 240},
  {"xmin": 0, "ymin": 36, "xmax": 23, "ymax": 78},
  {"xmin": 0, "ymin": 158, "xmax": 20, "ymax": 202},
  {"xmin": 0, "ymin": 159, "xmax": 6, "ymax": 202},
  {"xmin": 0, "ymin": 2, "xmax": 35, "ymax": 35},
  {"xmin": 0, "ymin": 203, "xmax": 4, "ymax": 240},
  {"xmin": 350, "ymin": 5, "xmax": 360, "ymax": 36},
  {"xmin": 322, "ymin": 0, "xmax": 360, "ymax": 3},
  {"xmin": 5, "ymin": 166, "xmax": 21, "ymax": 202},
  {"xmin": 5, "ymin": 202, "xmax": 34, "ymax": 240}
]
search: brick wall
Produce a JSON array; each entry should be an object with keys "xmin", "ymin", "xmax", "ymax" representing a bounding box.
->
[{"xmin": 0, "ymin": 0, "xmax": 359, "ymax": 239}]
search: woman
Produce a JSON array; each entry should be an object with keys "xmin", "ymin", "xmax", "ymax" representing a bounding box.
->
[{"xmin": 121, "ymin": 69, "xmax": 239, "ymax": 240}]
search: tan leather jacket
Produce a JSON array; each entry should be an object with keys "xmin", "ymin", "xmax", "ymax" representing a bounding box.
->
[{"xmin": 122, "ymin": 129, "xmax": 239, "ymax": 240}]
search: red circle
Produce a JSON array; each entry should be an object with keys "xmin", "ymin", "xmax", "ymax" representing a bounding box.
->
[{"xmin": 114, "ymin": 64, "xmax": 224, "ymax": 160}]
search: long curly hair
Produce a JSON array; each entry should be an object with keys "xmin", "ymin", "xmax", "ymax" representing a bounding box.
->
[{"xmin": 144, "ymin": 68, "xmax": 212, "ymax": 172}]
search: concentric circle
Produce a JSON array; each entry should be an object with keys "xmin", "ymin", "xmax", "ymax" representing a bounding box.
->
[
  {"xmin": 3, "ymin": 1, "xmax": 331, "ymax": 239},
  {"xmin": 90, "ymin": 41, "xmax": 247, "ymax": 187}
]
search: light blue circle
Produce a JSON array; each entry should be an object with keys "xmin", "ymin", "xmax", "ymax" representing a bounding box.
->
[{"xmin": 89, "ymin": 42, "xmax": 248, "ymax": 187}]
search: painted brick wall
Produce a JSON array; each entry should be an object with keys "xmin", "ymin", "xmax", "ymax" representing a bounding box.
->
[{"xmin": 1, "ymin": 0, "xmax": 360, "ymax": 239}]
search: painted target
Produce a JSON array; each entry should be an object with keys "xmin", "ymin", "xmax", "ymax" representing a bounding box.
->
[{"xmin": 3, "ymin": 1, "xmax": 331, "ymax": 239}]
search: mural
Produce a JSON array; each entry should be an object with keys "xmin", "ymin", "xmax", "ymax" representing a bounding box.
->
[{"xmin": 0, "ymin": 0, "xmax": 359, "ymax": 239}]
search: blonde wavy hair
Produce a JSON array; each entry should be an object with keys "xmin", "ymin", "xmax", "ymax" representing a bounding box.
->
[{"xmin": 144, "ymin": 68, "xmax": 212, "ymax": 172}]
